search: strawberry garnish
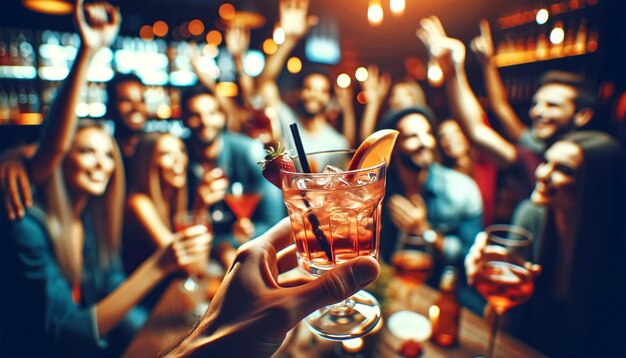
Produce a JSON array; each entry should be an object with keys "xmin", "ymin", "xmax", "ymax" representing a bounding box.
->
[{"xmin": 258, "ymin": 143, "xmax": 295, "ymax": 189}]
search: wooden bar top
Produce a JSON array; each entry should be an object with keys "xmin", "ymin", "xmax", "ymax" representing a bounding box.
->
[{"xmin": 124, "ymin": 275, "xmax": 544, "ymax": 357}]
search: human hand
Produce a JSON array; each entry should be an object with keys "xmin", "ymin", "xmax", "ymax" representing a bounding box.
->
[
  {"xmin": 470, "ymin": 20, "xmax": 495, "ymax": 65},
  {"xmin": 195, "ymin": 168, "xmax": 229, "ymax": 208},
  {"xmin": 334, "ymin": 83, "xmax": 354, "ymax": 112},
  {"xmin": 163, "ymin": 218, "xmax": 380, "ymax": 357},
  {"xmin": 232, "ymin": 217, "xmax": 255, "ymax": 245},
  {"xmin": 388, "ymin": 194, "xmax": 429, "ymax": 235},
  {"xmin": 0, "ymin": 151, "xmax": 32, "ymax": 221},
  {"xmin": 225, "ymin": 25, "xmax": 250, "ymax": 59},
  {"xmin": 279, "ymin": 0, "xmax": 318, "ymax": 40},
  {"xmin": 74, "ymin": 0, "xmax": 121, "ymax": 53},
  {"xmin": 416, "ymin": 16, "xmax": 465, "ymax": 77},
  {"xmin": 464, "ymin": 231, "xmax": 541, "ymax": 285},
  {"xmin": 361, "ymin": 65, "xmax": 391, "ymax": 107},
  {"xmin": 158, "ymin": 225, "xmax": 213, "ymax": 275}
]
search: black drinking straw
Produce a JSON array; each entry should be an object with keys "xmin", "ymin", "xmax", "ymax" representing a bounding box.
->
[{"xmin": 289, "ymin": 123, "xmax": 332, "ymax": 262}]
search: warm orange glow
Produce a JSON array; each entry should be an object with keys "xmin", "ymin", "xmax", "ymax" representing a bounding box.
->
[
  {"xmin": 219, "ymin": 3, "xmax": 236, "ymax": 20},
  {"xmin": 139, "ymin": 25, "xmax": 154, "ymax": 40},
  {"xmin": 427, "ymin": 60, "xmax": 444, "ymax": 87},
  {"xmin": 336, "ymin": 73, "xmax": 351, "ymax": 88},
  {"xmin": 550, "ymin": 22, "xmax": 565, "ymax": 44},
  {"xmin": 203, "ymin": 44, "xmax": 219, "ymax": 58},
  {"xmin": 341, "ymin": 338, "xmax": 364, "ymax": 353},
  {"xmin": 22, "ymin": 0, "xmax": 72, "ymax": 15},
  {"xmin": 179, "ymin": 21, "xmax": 191, "ymax": 38},
  {"xmin": 368, "ymin": 0, "xmax": 383, "ymax": 26},
  {"xmin": 206, "ymin": 30, "xmax": 223, "ymax": 45},
  {"xmin": 355, "ymin": 67, "xmax": 368, "ymax": 82},
  {"xmin": 188, "ymin": 19, "xmax": 205, "ymax": 36},
  {"xmin": 357, "ymin": 91, "xmax": 367, "ymax": 105},
  {"xmin": 216, "ymin": 82, "xmax": 239, "ymax": 97},
  {"xmin": 389, "ymin": 0, "xmax": 405, "ymax": 15},
  {"xmin": 262, "ymin": 38, "xmax": 278, "ymax": 55},
  {"xmin": 153, "ymin": 21, "xmax": 169, "ymax": 37},
  {"xmin": 286, "ymin": 57, "xmax": 302, "ymax": 74}
]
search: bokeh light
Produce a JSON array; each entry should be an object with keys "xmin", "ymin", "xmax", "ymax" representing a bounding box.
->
[
  {"xmin": 219, "ymin": 3, "xmax": 236, "ymax": 20},
  {"xmin": 152, "ymin": 21, "xmax": 168, "ymax": 37},
  {"xmin": 287, "ymin": 57, "xmax": 302, "ymax": 74},
  {"xmin": 355, "ymin": 67, "xmax": 368, "ymax": 82},
  {"xmin": 368, "ymin": 0, "xmax": 383, "ymax": 26},
  {"xmin": 273, "ymin": 26, "xmax": 285, "ymax": 45},
  {"xmin": 550, "ymin": 23, "xmax": 565, "ymax": 44},
  {"xmin": 206, "ymin": 30, "xmax": 223, "ymax": 46},
  {"xmin": 188, "ymin": 19, "xmax": 205, "ymax": 36},
  {"xmin": 337, "ymin": 73, "xmax": 351, "ymax": 88},
  {"xmin": 139, "ymin": 25, "xmax": 154, "ymax": 40},
  {"xmin": 263, "ymin": 38, "xmax": 278, "ymax": 55},
  {"xmin": 536, "ymin": 8, "xmax": 549, "ymax": 25}
]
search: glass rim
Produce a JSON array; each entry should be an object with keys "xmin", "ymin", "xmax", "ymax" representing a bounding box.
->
[
  {"xmin": 280, "ymin": 149, "xmax": 387, "ymax": 175},
  {"xmin": 485, "ymin": 224, "xmax": 533, "ymax": 246}
]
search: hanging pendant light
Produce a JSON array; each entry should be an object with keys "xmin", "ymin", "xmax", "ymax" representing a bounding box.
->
[{"xmin": 22, "ymin": 0, "xmax": 73, "ymax": 15}]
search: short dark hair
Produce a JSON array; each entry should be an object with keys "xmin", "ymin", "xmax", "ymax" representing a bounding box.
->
[
  {"xmin": 376, "ymin": 105, "xmax": 437, "ymax": 132},
  {"xmin": 297, "ymin": 65, "xmax": 332, "ymax": 89},
  {"xmin": 180, "ymin": 85, "xmax": 220, "ymax": 119},
  {"xmin": 106, "ymin": 73, "xmax": 144, "ymax": 119},
  {"xmin": 539, "ymin": 71, "xmax": 597, "ymax": 111}
]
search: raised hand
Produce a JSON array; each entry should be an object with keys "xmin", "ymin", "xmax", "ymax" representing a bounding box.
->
[
  {"xmin": 225, "ymin": 25, "xmax": 250, "ymax": 59},
  {"xmin": 471, "ymin": 20, "xmax": 495, "ymax": 65},
  {"xmin": 159, "ymin": 225, "xmax": 213, "ymax": 275},
  {"xmin": 163, "ymin": 219, "xmax": 380, "ymax": 357},
  {"xmin": 362, "ymin": 65, "xmax": 391, "ymax": 107},
  {"xmin": 388, "ymin": 194, "xmax": 430, "ymax": 235},
  {"xmin": 416, "ymin": 16, "xmax": 465, "ymax": 77},
  {"xmin": 195, "ymin": 168, "xmax": 229, "ymax": 208},
  {"xmin": 279, "ymin": 0, "xmax": 317, "ymax": 40},
  {"xmin": 74, "ymin": 0, "xmax": 121, "ymax": 52}
]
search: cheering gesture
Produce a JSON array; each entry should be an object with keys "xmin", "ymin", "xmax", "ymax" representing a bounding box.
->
[
  {"xmin": 416, "ymin": 16, "xmax": 466, "ymax": 77},
  {"xmin": 471, "ymin": 20, "xmax": 496, "ymax": 65},
  {"xmin": 74, "ymin": 0, "xmax": 121, "ymax": 52},
  {"xmin": 280, "ymin": 0, "xmax": 318, "ymax": 40}
]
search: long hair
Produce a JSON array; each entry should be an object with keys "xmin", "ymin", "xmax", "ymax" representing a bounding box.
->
[
  {"xmin": 127, "ymin": 133, "xmax": 187, "ymax": 228},
  {"xmin": 39, "ymin": 121, "xmax": 125, "ymax": 286}
]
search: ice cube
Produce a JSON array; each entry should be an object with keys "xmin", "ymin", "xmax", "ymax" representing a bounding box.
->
[
  {"xmin": 296, "ymin": 177, "xmax": 313, "ymax": 190},
  {"xmin": 322, "ymin": 165, "xmax": 344, "ymax": 174},
  {"xmin": 320, "ymin": 165, "xmax": 352, "ymax": 190}
]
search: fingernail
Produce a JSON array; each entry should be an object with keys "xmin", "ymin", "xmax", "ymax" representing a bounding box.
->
[{"xmin": 353, "ymin": 257, "xmax": 380, "ymax": 285}]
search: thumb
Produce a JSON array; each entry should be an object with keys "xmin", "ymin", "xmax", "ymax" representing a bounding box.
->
[{"xmin": 294, "ymin": 257, "xmax": 380, "ymax": 318}]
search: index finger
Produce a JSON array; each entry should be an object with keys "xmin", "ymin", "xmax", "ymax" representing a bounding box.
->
[{"xmin": 479, "ymin": 19, "xmax": 492, "ymax": 40}]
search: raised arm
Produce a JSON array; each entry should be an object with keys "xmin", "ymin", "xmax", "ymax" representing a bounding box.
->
[
  {"xmin": 359, "ymin": 65, "xmax": 391, "ymax": 141},
  {"xmin": 334, "ymin": 83, "xmax": 356, "ymax": 148},
  {"xmin": 225, "ymin": 25, "xmax": 256, "ymax": 108},
  {"xmin": 417, "ymin": 16, "xmax": 517, "ymax": 167},
  {"xmin": 471, "ymin": 20, "xmax": 526, "ymax": 141},
  {"xmin": 28, "ymin": 0, "xmax": 121, "ymax": 185},
  {"xmin": 258, "ymin": 0, "xmax": 314, "ymax": 107}
]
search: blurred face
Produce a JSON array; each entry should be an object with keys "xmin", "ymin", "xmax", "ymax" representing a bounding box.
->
[
  {"xmin": 64, "ymin": 127, "xmax": 115, "ymax": 196},
  {"xmin": 396, "ymin": 114, "xmax": 436, "ymax": 170},
  {"xmin": 389, "ymin": 83, "xmax": 419, "ymax": 111},
  {"xmin": 529, "ymin": 83, "xmax": 578, "ymax": 142},
  {"xmin": 438, "ymin": 120, "xmax": 470, "ymax": 160},
  {"xmin": 184, "ymin": 94, "xmax": 226, "ymax": 145},
  {"xmin": 530, "ymin": 141, "xmax": 583, "ymax": 208},
  {"xmin": 115, "ymin": 81, "xmax": 147, "ymax": 132},
  {"xmin": 300, "ymin": 73, "xmax": 331, "ymax": 116},
  {"xmin": 155, "ymin": 135, "xmax": 188, "ymax": 189}
]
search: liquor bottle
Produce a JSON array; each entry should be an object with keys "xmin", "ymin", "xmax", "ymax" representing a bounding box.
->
[{"xmin": 429, "ymin": 266, "xmax": 460, "ymax": 347}]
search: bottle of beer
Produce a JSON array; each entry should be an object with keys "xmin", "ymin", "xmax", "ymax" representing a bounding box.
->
[{"xmin": 429, "ymin": 266, "xmax": 460, "ymax": 347}]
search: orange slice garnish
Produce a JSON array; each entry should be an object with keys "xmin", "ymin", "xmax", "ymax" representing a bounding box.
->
[{"xmin": 348, "ymin": 129, "xmax": 399, "ymax": 170}]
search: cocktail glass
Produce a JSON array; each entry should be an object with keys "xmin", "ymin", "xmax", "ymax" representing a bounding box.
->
[
  {"xmin": 391, "ymin": 233, "xmax": 434, "ymax": 308},
  {"xmin": 224, "ymin": 181, "xmax": 262, "ymax": 220},
  {"xmin": 281, "ymin": 150, "xmax": 387, "ymax": 340},
  {"xmin": 473, "ymin": 225, "xmax": 534, "ymax": 358}
]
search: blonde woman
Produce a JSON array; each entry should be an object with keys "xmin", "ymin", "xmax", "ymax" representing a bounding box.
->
[{"xmin": 2, "ymin": 121, "xmax": 211, "ymax": 356}]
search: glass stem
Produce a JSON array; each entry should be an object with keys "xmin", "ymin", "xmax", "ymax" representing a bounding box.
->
[{"xmin": 487, "ymin": 312, "xmax": 502, "ymax": 358}]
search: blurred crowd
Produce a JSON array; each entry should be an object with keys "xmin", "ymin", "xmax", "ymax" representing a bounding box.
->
[{"xmin": 0, "ymin": 0, "xmax": 624, "ymax": 357}]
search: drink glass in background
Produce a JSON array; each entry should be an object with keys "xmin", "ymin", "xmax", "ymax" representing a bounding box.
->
[
  {"xmin": 173, "ymin": 210, "xmax": 213, "ymax": 318},
  {"xmin": 391, "ymin": 233, "xmax": 434, "ymax": 308},
  {"xmin": 224, "ymin": 181, "xmax": 262, "ymax": 220},
  {"xmin": 473, "ymin": 225, "xmax": 534, "ymax": 358},
  {"xmin": 281, "ymin": 150, "xmax": 387, "ymax": 340}
]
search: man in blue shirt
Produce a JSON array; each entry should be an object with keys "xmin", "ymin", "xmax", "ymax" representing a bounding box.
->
[
  {"xmin": 378, "ymin": 106, "xmax": 484, "ymax": 312},
  {"xmin": 180, "ymin": 86, "xmax": 285, "ymax": 268}
]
